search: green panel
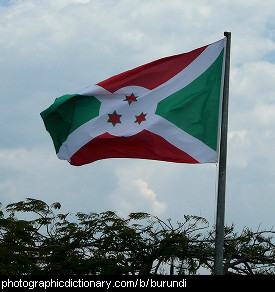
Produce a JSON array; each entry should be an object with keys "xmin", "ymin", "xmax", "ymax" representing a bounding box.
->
[
  {"xmin": 155, "ymin": 49, "xmax": 224, "ymax": 151},
  {"xmin": 41, "ymin": 94, "xmax": 101, "ymax": 153}
]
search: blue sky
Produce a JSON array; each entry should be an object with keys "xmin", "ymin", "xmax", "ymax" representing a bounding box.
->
[
  {"xmin": 0, "ymin": 0, "xmax": 11, "ymax": 7},
  {"xmin": 1, "ymin": 0, "xmax": 275, "ymax": 234}
]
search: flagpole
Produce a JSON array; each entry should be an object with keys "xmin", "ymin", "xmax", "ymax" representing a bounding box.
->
[{"xmin": 213, "ymin": 31, "xmax": 231, "ymax": 275}]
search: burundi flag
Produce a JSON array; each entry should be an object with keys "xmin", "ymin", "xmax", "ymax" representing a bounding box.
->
[{"xmin": 41, "ymin": 38, "xmax": 226, "ymax": 166}]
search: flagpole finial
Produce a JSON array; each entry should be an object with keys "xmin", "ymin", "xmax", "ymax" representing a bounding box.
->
[{"xmin": 224, "ymin": 31, "xmax": 231, "ymax": 37}]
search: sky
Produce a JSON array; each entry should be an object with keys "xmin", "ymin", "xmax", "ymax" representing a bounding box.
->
[{"xmin": 1, "ymin": 0, "xmax": 275, "ymax": 233}]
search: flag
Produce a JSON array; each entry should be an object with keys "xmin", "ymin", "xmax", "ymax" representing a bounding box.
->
[{"xmin": 41, "ymin": 38, "xmax": 226, "ymax": 166}]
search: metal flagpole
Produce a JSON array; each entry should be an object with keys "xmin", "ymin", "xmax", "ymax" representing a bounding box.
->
[{"xmin": 213, "ymin": 31, "xmax": 231, "ymax": 275}]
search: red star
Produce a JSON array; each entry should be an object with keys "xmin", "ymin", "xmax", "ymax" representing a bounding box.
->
[
  {"xmin": 124, "ymin": 93, "xmax": 138, "ymax": 105},
  {"xmin": 107, "ymin": 110, "xmax": 122, "ymax": 126},
  {"xmin": 135, "ymin": 112, "xmax": 147, "ymax": 125}
]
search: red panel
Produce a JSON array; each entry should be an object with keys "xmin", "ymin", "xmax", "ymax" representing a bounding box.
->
[
  {"xmin": 70, "ymin": 130, "xmax": 199, "ymax": 166},
  {"xmin": 97, "ymin": 46, "xmax": 207, "ymax": 93}
]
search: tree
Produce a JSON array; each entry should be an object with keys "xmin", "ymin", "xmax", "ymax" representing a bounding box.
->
[{"xmin": 0, "ymin": 198, "xmax": 274, "ymax": 275}]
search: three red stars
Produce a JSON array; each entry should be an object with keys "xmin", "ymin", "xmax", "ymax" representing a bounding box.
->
[{"xmin": 107, "ymin": 93, "xmax": 147, "ymax": 126}]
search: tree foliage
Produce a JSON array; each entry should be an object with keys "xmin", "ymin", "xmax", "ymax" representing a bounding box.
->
[{"xmin": 0, "ymin": 198, "xmax": 274, "ymax": 275}]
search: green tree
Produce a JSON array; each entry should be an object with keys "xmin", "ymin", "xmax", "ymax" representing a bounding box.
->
[{"xmin": 0, "ymin": 198, "xmax": 274, "ymax": 275}]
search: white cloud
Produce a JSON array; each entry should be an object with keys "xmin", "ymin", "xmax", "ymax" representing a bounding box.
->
[
  {"xmin": 227, "ymin": 60, "xmax": 275, "ymax": 169},
  {"xmin": 133, "ymin": 179, "xmax": 166, "ymax": 215},
  {"xmin": 0, "ymin": 147, "xmax": 59, "ymax": 204},
  {"xmin": 231, "ymin": 61, "xmax": 275, "ymax": 106},
  {"xmin": 228, "ymin": 130, "xmax": 250, "ymax": 167},
  {"xmin": 108, "ymin": 163, "xmax": 167, "ymax": 217},
  {"xmin": 0, "ymin": 147, "xmax": 119, "ymax": 214}
]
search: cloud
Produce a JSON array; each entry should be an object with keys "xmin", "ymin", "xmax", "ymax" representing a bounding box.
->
[
  {"xmin": 107, "ymin": 162, "xmax": 167, "ymax": 217},
  {"xmin": 0, "ymin": 147, "xmax": 59, "ymax": 204},
  {"xmin": 133, "ymin": 179, "xmax": 166, "ymax": 215},
  {"xmin": 228, "ymin": 130, "xmax": 250, "ymax": 167},
  {"xmin": 227, "ymin": 60, "xmax": 275, "ymax": 169},
  {"xmin": 0, "ymin": 146, "xmax": 119, "ymax": 215}
]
